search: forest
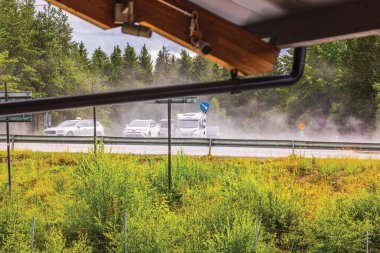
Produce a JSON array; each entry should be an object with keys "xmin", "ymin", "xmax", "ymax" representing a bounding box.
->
[{"xmin": 0, "ymin": 0, "xmax": 379, "ymax": 136}]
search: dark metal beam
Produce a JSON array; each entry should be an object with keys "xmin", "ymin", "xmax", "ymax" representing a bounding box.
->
[
  {"xmin": 0, "ymin": 48, "xmax": 306, "ymax": 117},
  {"xmin": 245, "ymin": 0, "xmax": 380, "ymax": 48}
]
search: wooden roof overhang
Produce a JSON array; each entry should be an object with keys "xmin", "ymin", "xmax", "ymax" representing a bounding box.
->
[
  {"xmin": 45, "ymin": 0, "xmax": 380, "ymax": 76},
  {"xmin": 45, "ymin": 0, "xmax": 280, "ymax": 76}
]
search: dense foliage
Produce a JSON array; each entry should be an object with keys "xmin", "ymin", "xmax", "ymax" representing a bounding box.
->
[
  {"xmin": 0, "ymin": 0, "xmax": 380, "ymax": 135},
  {"xmin": 0, "ymin": 150, "xmax": 380, "ymax": 252}
]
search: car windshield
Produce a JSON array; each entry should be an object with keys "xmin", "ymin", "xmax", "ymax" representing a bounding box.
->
[
  {"xmin": 129, "ymin": 120, "xmax": 150, "ymax": 127},
  {"xmin": 57, "ymin": 120, "xmax": 79, "ymax": 128},
  {"xmin": 178, "ymin": 120, "xmax": 198, "ymax": 128}
]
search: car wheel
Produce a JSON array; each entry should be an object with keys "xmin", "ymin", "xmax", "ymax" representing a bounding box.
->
[{"xmin": 66, "ymin": 131, "xmax": 74, "ymax": 136}]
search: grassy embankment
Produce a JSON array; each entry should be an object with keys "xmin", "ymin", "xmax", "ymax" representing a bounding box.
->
[{"xmin": 0, "ymin": 149, "xmax": 380, "ymax": 252}]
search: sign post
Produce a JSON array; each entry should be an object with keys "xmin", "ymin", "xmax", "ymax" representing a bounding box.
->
[
  {"xmin": 150, "ymin": 97, "xmax": 197, "ymax": 192},
  {"xmin": 93, "ymin": 106, "xmax": 97, "ymax": 153},
  {"xmin": 199, "ymin": 101, "xmax": 210, "ymax": 137},
  {"xmin": 5, "ymin": 82, "xmax": 11, "ymax": 194},
  {"xmin": 1, "ymin": 82, "xmax": 32, "ymax": 194},
  {"xmin": 167, "ymin": 99, "xmax": 172, "ymax": 192}
]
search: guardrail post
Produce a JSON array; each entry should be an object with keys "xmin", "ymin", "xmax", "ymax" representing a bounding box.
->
[
  {"xmin": 11, "ymin": 135, "xmax": 15, "ymax": 151},
  {"xmin": 208, "ymin": 138, "xmax": 212, "ymax": 156},
  {"xmin": 292, "ymin": 140, "xmax": 295, "ymax": 154}
]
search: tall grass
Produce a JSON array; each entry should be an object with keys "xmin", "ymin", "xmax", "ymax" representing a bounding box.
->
[{"xmin": 0, "ymin": 150, "xmax": 380, "ymax": 252}]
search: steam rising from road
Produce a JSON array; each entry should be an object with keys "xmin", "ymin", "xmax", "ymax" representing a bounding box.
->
[
  {"xmin": 96, "ymin": 99, "xmax": 377, "ymax": 143},
  {"xmin": 5, "ymin": 97, "xmax": 376, "ymax": 143}
]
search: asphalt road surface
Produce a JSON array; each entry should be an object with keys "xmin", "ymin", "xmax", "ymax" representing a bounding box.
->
[{"xmin": 1, "ymin": 142, "xmax": 380, "ymax": 159}]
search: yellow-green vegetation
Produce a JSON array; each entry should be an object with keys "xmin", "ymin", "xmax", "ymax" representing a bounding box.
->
[{"xmin": 0, "ymin": 150, "xmax": 380, "ymax": 252}]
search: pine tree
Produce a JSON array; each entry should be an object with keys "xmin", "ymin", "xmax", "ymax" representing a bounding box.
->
[
  {"xmin": 108, "ymin": 45, "xmax": 123, "ymax": 84},
  {"xmin": 177, "ymin": 50, "xmax": 193, "ymax": 83},
  {"xmin": 0, "ymin": 51, "xmax": 18, "ymax": 85},
  {"xmin": 211, "ymin": 63, "xmax": 229, "ymax": 81},
  {"xmin": 77, "ymin": 41, "xmax": 89, "ymax": 67},
  {"xmin": 154, "ymin": 46, "xmax": 171, "ymax": 83},
  {"xmin": 168, "ymin": 54, "xmax": 179, "ymax": 83},
  {"xmin": 122, "ymin": 43, "xmax": 139, "ymax": 82},
  {"xmin": 89, "ymin": 47, "xmax": 109, "ymax": 92},
  {"xmin": 90, "ymin": 47, "xmax": 109, "ymax": 74},
  {"xmin": 137, "ymin": 44, "xmax": 153, "ymax": 84},
  {"xmin": 192, "ymin": 55, "xmax": 213, "ymax": 82}
]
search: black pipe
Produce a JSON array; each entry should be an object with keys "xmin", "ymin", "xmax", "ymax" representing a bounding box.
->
[{"xmin": 0, "ymin": 48, "xmax": 306, "ymax": 116}]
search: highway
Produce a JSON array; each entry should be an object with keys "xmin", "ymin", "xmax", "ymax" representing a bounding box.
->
[{"xmin": 2, "ymin": 142, "xmax": 380, "ymax": 159}]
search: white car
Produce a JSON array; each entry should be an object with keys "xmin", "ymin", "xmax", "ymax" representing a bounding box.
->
[
  {"xmin": 123, "ymin": 119, "xmax": 160, "ymax": 138},
  {"xmin": 43, "ymin": 119, "xmax": 105, "ymax": 136}
]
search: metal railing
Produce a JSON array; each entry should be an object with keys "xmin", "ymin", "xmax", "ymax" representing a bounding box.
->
[{"xmin": 0, "ymin": 135, "xmax": 380, "ymax": 152}]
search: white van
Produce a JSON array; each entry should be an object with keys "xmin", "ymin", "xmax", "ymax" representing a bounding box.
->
[{"xmin": 177, "ymin": 113, "xmax": 206, "ymax": 138}]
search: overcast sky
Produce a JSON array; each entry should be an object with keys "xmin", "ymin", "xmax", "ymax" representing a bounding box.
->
[{"xmin": 35, "ymin": 0, "xmax": 191, "ymax": 62}]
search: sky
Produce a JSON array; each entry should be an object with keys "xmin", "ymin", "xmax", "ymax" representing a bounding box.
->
[{"xmin": 35, "ymin": 0, "xmax": 192, "ymax": 62}]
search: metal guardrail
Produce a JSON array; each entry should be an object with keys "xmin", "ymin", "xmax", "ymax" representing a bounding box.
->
[{"xmin": 0, "ymin": 135, "xmax": 380, "ymax": 152}]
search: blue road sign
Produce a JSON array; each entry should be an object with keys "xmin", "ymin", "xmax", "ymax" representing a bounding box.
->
[{"xmin": 200, "ymin": 101, "xmax": 210, "ymax": 113}]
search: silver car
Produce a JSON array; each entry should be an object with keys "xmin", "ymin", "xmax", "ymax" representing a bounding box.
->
[{"xmin": 43, "ymin": 119, "xmax": 105, "ymax": 136}]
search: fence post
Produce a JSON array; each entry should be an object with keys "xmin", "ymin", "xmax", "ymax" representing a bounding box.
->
[
  {"xmin": 124, "ymin": 212, "xmax": 127, "ymax": 253},
  {"xmin": 208, "ymin": 138, "xmax": 212, "ymax": 156},
  {"xmin": 366, "ymin": 228, "xmax": 369, "ymax": 253},
  {"xmin": 253, "ymin": 214, "xmax": 260, "ymax": 253},
  {"xmin": 30, "ymin": 217, "xmax": 35, "ymax": 253}
]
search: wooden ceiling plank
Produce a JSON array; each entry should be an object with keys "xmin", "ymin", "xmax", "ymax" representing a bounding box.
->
[
  {"xmin": 134, "ymin": 0, "xmax": 279, "ymax": 75},
  {"xmin": 46, "ymin": 0, "xmax": 116, "ymax": 29},
  {"xmin": 47, "ymin": 0, "xmax": 280, "ymax": 75}
]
